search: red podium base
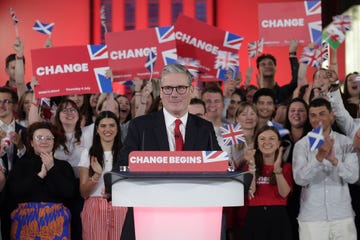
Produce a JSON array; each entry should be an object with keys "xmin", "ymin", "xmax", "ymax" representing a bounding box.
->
[{"xmin": 134, "ymin": 207, "xmax": 222, "ymax": 240}]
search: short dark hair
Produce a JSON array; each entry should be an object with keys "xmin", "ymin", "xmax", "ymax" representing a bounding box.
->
[
  {"xmin": 201, "ymin": 86, "xmax": 224, "ymax": 101},
  {"xmin": 5, "ymin": 53, "xmax": 25, "ymax": 68},
  {"xmin": 253, "ymin": 88, "xmax": 275, "ymax": 104},
  {"xmin": 190, "ymin": 98, "xmax": 206, "ymax": 113},
  {"xmin": 309, "ymin": 98, "xmax": 332, "ymax": 112},
  {"xmin": 256, "ymin": 54, "xmax": 276, "ymax": 69},
  {"xmin": 0, "ymin": 87, "xmax": 18, "ymax": 103}
]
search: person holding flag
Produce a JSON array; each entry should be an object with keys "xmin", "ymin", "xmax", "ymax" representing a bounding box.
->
[{"xmin": 293, "ymin": 98, "xmax": 358, "ymax": 240}]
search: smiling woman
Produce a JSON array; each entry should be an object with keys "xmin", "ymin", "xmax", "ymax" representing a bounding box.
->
[{"xmin": 5, "ymin": 122, "xmax": 76, "ymax": 239}]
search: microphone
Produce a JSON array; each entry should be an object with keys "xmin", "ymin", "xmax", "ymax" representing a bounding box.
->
[{"xmin": 174, "ymin": 134, "xmax": 180, "ymax": 139}]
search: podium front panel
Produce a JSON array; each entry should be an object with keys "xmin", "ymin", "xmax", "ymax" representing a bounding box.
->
[{"xmin": 112, "ymin": 178, "xmax": 244, "ymax": 207}]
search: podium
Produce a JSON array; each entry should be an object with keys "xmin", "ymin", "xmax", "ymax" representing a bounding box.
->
[{"xmin": 104, "ymin": 171, "xmax": 253, "ymax": 240}]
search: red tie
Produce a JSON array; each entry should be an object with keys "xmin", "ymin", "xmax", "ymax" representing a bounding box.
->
[{"xmin": 174, "ymin": 119, "xmax": 184, "ymax": 151}]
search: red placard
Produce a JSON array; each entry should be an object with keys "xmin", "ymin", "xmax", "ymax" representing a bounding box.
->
[
  {"xmin": 105, "ymin": 26, "xmax": 177, "ymax": 81},
  {"xmin": 31, "ymin": 45, "xmax": 112, "ymax": 98},
  {"xmin": 174, "ymin": 15, "xmax": 243, "ymax": 81},
  {"xmin": 129, "ymin": 151, "xmax": 229, "ymax": 173},
  {"xmin": 258, "ymin": 1, "xmax": 322, "ymax": 46}
]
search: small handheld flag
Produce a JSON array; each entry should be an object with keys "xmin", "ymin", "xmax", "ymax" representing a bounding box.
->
[
  {"xmin": 9, "ymin": 8, "xmax": 18, "ymax": 25},
  {"xmin": 322, "ymin": 24, "xmax": 345, "ymax": 49},
  {"xmin": 332, "ymin": 15, "xmax": 351, "ymax": 33},
  {"xmin": 248, "ymin": 38, "xmax": 264, "ymax": 59},
  {"xmin": 267, "ymin": 121, "xmax": 290, "ymax": 138},
  {"xmin": 145, "ymin": 50, "xmax": 157, "ymax": 73},
  {"xmin": 308, "ymin": 124, "xmax": 324, "ymax": 151},
  {"xmin": 220, "ymin": 123, "xmax": 245, "ymax": 146},
  {"xmin": 33, "ymin": 20, "xmax": 54, "ymax": 35},
  {"xmin": 300, "ymin": 47, "xmax": 320, "ymax": 68}
]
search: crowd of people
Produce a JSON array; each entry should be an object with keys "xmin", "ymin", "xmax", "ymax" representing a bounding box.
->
[{"xmin": 0, "ymin": 36, "xmax": 359, "ymax": 240}]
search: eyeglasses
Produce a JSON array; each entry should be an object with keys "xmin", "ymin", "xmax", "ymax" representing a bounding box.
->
[
  {"xmin": 161, "ymin": 86, "xmax": 190, "ymax": 95},
  {"xmin": 61, "ymin": 107, "xmax": 77, "ymax": 114},
  {"xmin": 34, "ymin": 135, "xmax": 55, "ymax": 142},
  {"xmin": 0, "ymin": 99, "xmax": 13, "ymax": 105}
]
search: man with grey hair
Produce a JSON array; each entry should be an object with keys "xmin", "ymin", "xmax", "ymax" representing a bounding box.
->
[{"xmin": 116, "ymin": 63, "xmax": 220, "ymax": 239}]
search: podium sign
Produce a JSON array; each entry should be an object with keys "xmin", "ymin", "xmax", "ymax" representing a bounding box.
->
[
  {"xmin": 129, "ymin": 150, "xmax": 229, "ymax": 172},
  {"xmin": 109, "ymin": 151, "xmax": 250, "ymax": 240}
]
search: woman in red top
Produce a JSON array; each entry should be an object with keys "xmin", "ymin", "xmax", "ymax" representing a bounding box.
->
[{"xmin": 243, "ymin": 125, "xmax": 293, "ymax": 240}]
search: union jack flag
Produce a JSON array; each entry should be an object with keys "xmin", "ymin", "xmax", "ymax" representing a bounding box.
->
[
  {"xmin": 304, "ymin": 1, "xmax": 322, "ymax": 45},
  {"xmin": 94, "ymin": 67, "xmax": 113, "ymax": 93},
  {"xmin": 177, "ymin": 57, "xmax": 200, "ymax": 78},
  {"xmin": 300, "ymin": 47, "xmax": 320, "ymax": 68},
  {"xmin": 308, "ymin": 124, "xmax": 324, "ymax": 151},
  {"xmin": 304, "ymin": 1, "xmax": 321, "ymax": 15},
  {"xmin": 332, "ymin": 15, "xmax": 351, "ymax": 33},
  {"xmin": 223, "ymin": 32, "xmax": 243, "ymax": 50},
  {"xmin": 220, "ymin": 123, "xmax": 245, "ymax": 146},
  {"xmin": 216, "ymin": 66, "xmax": 239, "ymax": 81},
  {"xmin": 215, "ymin": 51, "xmax": 239, "ymax": 70},
  {"xmin": 248, "ymin": 38, "xmax": 264, "ymax": 59},
  {"xmin": 145, "ymin": 50, "xmax": 157, "ymax": 72},
  {"xmin": 202, "ymin": 151, "xmax": 229, "ymax": 163},
  {"xmin": 33, "ymin": 20, "xmax": 54, "ymax": 35},
  {"xmin": 267, "ymin": 121, "xmax": 290, "ymax": 138},
  {"xmin": 316, "ymin": 42, "xmax": 329, "ymax": 63},
  {"xmin": 162, "ymin": 48, "xmax": 177, "ymax": 65},
  {"xmin": 40, "ymin": 98, "xmax": 51, "ymax": 108},
  {"xmin": 156, "ymin": 26, "xmax": 175, "ymax": 43},
  {"xmin": 87, "ymin": 44, "xmax": 108, "ymax": 60},
  {"xmin": 9, "ymin": 8, "xmax": 18, "ymax": 25}
]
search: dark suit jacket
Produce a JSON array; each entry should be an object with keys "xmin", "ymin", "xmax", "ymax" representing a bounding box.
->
[
  {"xmin": 116, "ymin": 110, "xmax": 221, "ymax": 240},
  {"xmin": 116, "ymin": 110, "xmax": 221, "ymax": 169},
  {"xmin": 2, "ymin": 122, "xmax": 27, "ymax": 175}
]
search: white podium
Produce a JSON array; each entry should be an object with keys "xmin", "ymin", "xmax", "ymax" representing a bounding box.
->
[{"xmin": 105, "ymin": 172, "xmax": 252, "ymax": 240}]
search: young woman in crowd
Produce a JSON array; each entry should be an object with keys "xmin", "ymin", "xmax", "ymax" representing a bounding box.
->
[
  {"xmin": 65, "ymin": 94, "xmax": 92, "ymax": 127},
  {"xmin": 243, "ymin": 125, "xmax": 293, "ymax": 240},
  {"xmin": 284, "ymin": 97, "xmax": 311, "ymax": 240},
  {"xmin": 79, "ymin": 111, "xmax": 127, "ymax": 239},
  {"xmin": 225, "ymin": 101, "xmax": 258, "ymax": 240},
  {"xmin": 54, "ymin": 98, "xmax": 86, "ymax": 240},
  {"xmin": 6, "ymin": 122, "xmax": 75, "ymax": 239}
]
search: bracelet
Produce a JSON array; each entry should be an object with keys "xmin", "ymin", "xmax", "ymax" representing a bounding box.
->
[
  {"xmin": 16, "ymin": 55, "xmax": 24, "ymax": 60},
  {"xmin": 273, "ymin": 168, "xmax": 283, "ymax": 174},
  {"xmin": 289, "ymin": 51, "xmax": 296, "ymax": 55}
]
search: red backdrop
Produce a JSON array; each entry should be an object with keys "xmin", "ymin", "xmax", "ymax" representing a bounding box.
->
[
  {"xmin": 0, "ymin": 0, "xmax": 90, "ymax": 86},
  {"xmin": 0, "ymin": 0, "xmax": 345, "ymax": 87}
]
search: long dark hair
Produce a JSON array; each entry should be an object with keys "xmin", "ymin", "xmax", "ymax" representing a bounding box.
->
[
  {"xmin": 54, "ymin": 99, "xmax": 82, "ymax": 153},
  {"xmin": 88, "ymin": 111, "xmax": 122, "ymax": 176},
  {"xmin": 284, "ymin": 97, "xmax": 311, "ymax": 139},
  {"xmin": 254, "ymin": 125, "xmax": 281, "ymax": 185}
]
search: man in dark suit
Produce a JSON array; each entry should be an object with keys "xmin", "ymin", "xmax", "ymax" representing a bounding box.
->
[
  {"xmin": 0, "ymin": 87, "xmax": 27, "ymax": 239},
  {"xmin": 117, "ymin": 64, "xmax": 220, "ymax": 240}
]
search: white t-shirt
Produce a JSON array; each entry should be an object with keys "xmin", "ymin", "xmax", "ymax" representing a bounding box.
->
[{"xmin": 78, "ymin": 149, "xmax": 113, "ymax": 197}]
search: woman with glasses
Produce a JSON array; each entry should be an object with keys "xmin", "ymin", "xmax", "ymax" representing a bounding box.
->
[
  {"xmin": 54, "ymin": 98, "xmax": 86, "ymax": 240},
  {"xmin": 79, "ymin": 111, "xmax": 127, "ymax": 240},
  {"xmin": 6, "ymin": 122, "xmax": 76, "ymax": 239}
]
